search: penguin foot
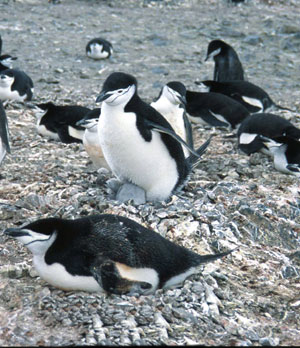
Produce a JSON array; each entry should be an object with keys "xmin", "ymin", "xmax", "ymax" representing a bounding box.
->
[
  {"xmin": 116, "ymin": 183, "xmax": 146, "ymax": 205},
  {"xmin": 99, "ymin": 261, "xmax": 151, "ymax": 295}
]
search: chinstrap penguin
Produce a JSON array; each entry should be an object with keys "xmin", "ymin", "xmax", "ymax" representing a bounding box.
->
[
  {"xmin": 0, "ymin": 54, "xmax": 17, "ymax": 72},
  {"xmin": 76, "ymin": 108, "xmax": 110, "ymax": 170},
  {"xmin": 96, "ymin": 72, "xmax": 211, "ymax": 203},
  {"xmin": 185, "ymin": 89, "xmax": 250, "ymax": 129},
  {"xmin": 237, "ymin": 113, "xmax": 300, "ymax": 156},
  {"xmin": 0, "ymin": 101, "xmax": 10, "ymax": 165},
  {"xmin": 205, "ymin": 39, "xmax": 245, "ymax": 82},
  {"xmin": 151, "ymin": 81, "xmax": 193, "ymax": 158},
  {"xmin": 86, "ymin": 38, "xmax": 113, "ymax": 60},
  {"xmin": 196, "ymin": 80, "xmax": 294, "ymax": 113},
  {"xmin": 0, "ymin": 69, "xmax": 34, "ymax": 102},
  {"xmin": 260, "ymin": 136, "xmax": 300, "ymax": 177},
  {"xmin": 33, "ymin": 102, "xmax": 95, "ymax": 143},
  {"xmin": 4, "ymin": 214, "xmax": 234, "ymax": 295}
]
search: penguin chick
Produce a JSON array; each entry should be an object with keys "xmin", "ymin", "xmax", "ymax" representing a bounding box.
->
[
  {"xmin": 33, "ymin": 102, "xmax": 93, "ymax": 143},
  {"xmin": 4, "ymin": 214, "xmax": 234, "ymax": 295},
  {"xmin": 76, "ymin": 108, "xmax": 110, "ymax": 170},
  {"xmin": 0, "ymin": 54, "xmax": 18, "ymax": 72},
  {"xmin": 185, "ymin": 89, "xmax": 250, "ymax": 129},
  {"xmin": 196, "ymin": 80, "xmax": 294, "ymax": 113},
  {"xmin": 96, "ymin": 72, "xmax": 211, "ymax": 202},
  {"xmin": 0, "ymin": 69, "xmax": 34, "ymax": 102},
  {"xmin": 151, "ymin": 81, "xmax": 193, "ymax": 158},
  {"xmin": 205, "ymin": 39, "xmax": 245, "ymax": 82},
  {"xmin": 237, "ymin": 113, "xmax": 300, "ymax": 156},
  {"xmin": 0, "ymin": 101, "xmax": 10, "ymax": 165},
  {"xmin": 86, "ymin": 38, "xmax": 113, "ymax": 60},
  {"xmin": 260, "ymin": 136, "xmax": 300, "ymax": 177}
]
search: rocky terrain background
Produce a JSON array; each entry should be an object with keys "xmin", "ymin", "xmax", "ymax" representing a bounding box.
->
[{"xmin": 0, "ymin": 0, "xmax": 299, "ymax": 346}]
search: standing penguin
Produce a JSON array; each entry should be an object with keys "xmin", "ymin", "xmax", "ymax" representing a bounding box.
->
[
  {"xmin": 96, "ymin": 72, "xmax": 210, "ymax": 203},
  {"xmin": 185, "ymin": 89, "xmax": 250, "ymax": 129},
  {"xmin": 86, "ymin": 38, "xmax": 113, "ymax": 60},
  {"xmin": 4, "ymin": 214, "xmax": 234, "ymax": 295},
  {"xmin": 205, "ymin": 39, "xmax": 245, "ymax": 82},
  {"xmin": 0, "ymin": 101, "xmax": 10, "ymax": 165},
  {"xmin": 0, "ymin": 69, "xmax": 34, "ymax": 102},
  {"xmin": 76, "ymin": 108, "xmax": 110, "ymax": 170},
  {"xmin": 195, "ymin": 80, "xmax": 294, "ymax": 113},
  {"xmin": 151, "ymin": 81, "xmax": 193, "ymax": 157},
  {"xmin": 237, "ymin": 113, "xmax": 300, "ymax": 156}
]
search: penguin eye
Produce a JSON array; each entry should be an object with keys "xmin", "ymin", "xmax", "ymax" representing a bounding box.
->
[{"xmin": 116, "ymin": 89, "xmax": 124, "ymax": 94}]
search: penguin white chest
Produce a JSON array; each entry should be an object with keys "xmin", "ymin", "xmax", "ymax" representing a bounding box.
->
[{"xmin": 98, "ymin": 106, "xmax": 179, "ymax": 201}]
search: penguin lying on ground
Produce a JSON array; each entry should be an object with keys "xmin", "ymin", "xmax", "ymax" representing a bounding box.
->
[
  {"xmin": 185, "ymin": 89, "xmax": 250, "ymax": 129},
  {"xmin": 0, "ymin": 54, "xmax": 18, "ymax": 72},
  {"xmin": 205, "ymin": 39, "xmax": 245, "ymax": 82},
  {"xmin": 33, "ymin": 102, "xmax": 97, "ymax": 143},
  {"xmin": 86, "ymin": 38, "xmax": 113, "ymax": 60},
  {"xmin": 151, "ymin": 81, "xmax": 193, "ymax": 158},
  {"xmin": 96, "ymin": 72, "xmax": 211, "ymax": 204},
  {"xmin": 195, "ymin": 80, "xmax": 294, "ymax": 113},
  {"xmin": 260, "ymin": 136, "xmax": 300, "ymax": 177},
  {"xmin": 0, "ymin": 69, "xmax": 34, "ymax": 102},
  {"xmin": 0, "ymin": 101, "xmax": 10, "ymax": 165},
  {"xmin": 237, "ymin": 113, "xmax": 300, "ymax": 156},
  {"xmin": 4, "ymin": 214, "xmax": 234, "ymax": 295},
  {"xmin": 76, "ymin": 108, "xmax": 110, "ymax": 170}
]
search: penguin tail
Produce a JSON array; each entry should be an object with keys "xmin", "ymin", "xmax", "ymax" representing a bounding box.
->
[
  {"xmin": 187, "ymin": 135, "xmax": 212, "ymax": 169},
  {"xmin": 194, "ymin": 247, "xmax": 237, "ymax": 266}
]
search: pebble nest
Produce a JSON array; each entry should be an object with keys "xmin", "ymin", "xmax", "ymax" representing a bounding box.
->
[{"xmin": 1, "ymin": 0, "xmax": 300, "ymax": 346}]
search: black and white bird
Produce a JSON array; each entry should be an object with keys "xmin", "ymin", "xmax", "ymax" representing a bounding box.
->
[
  {"xmin": 86, "ymin": 38, "xmax": 113, "ymax": 60},
  {"xmin": 185, "ymin": 89, "xmax": 250, "ymax": 129},
  {"xmin": 195, "ymin": 80, "xmax": 293, "ymax": 113},
  {"xmin": 0, "ymin": 101, "xmax": 10, "ymax": 165},
  {"xmin": 0, "ymin": 54, "xmax": 18, "ymax": 72},
  {"xmin": 0, "ymin": 69, "xmax": 34, "ymax": 102},
  {"xmin": 33, "ymin": 102, "xmax": 95, "ymax": 143},
  {"xmin": 151, "ymin": 81, "xmax": 193, "ymax": 158},
  {"xmin": 237, "ymin": 113, "xmax": 300, "ymax": 156},
  {"xmin": 4, "ymin": 214, "xmax": 234, "ymax": 295},
  {"xmin": 96, "ymin": 72, "xmax": 210, "ymax": 203},
  {"xmin": 205, "ymin": 39, "xmax": 245, "ymax": 82},
  {"xmin": 260, "ymin": 136, "xmax": 300, "ymax": 177},
  {"xmin": 76, "ymin": 108, "xmax": 110, "ymax": 170}
]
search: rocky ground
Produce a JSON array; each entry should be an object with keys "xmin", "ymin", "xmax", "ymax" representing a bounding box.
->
[{"xmin": 0, "ymin": 0, "xmax": 300, "ymax": 346}]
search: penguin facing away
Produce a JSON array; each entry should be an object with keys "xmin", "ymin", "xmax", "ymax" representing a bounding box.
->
[
  {"xmin": 4, "ymin": 214, "xmax": 234, "ymax": 295},
  {"xmin": 151, "ymin": 81, "xmax": 194, "ymax": 158},
  {"xmin": 0, "ymin": 69, "xmax": 34, "ymax": 102},
  {"xmin": 205, "ymin": 39, "xmax": 245, "ymax": 82},
  {"xmin": 260, "ymin": 136, "xmax": 300, "ymax": 177},
  {"xmin": 86, "ymin": 38, "xmax": 113, "ymax": 60},
  {"xmin": 196, "ymin": 80, "xmax": 294, "ymax": 113},
  {"xmin": 237, "ymin": 113, "xmax": 300, "ymax": 156},
  {"xmin": 76, "ymin": 108, "xmax": 110, "ymax": 170},
  {"xmin": 33, "ymin": 102, "xmax": 95, "ymax": 143},
  {"xmin": 185, "ymin": 89, "xmax": 250, "ymax": 129},
  {"xmin": 96, "ymin": 72, "xmax": 211, "ymax": 203},
  {"xmin": 0, "ymin": 101, "xmax": 10, "ymax": 165}
]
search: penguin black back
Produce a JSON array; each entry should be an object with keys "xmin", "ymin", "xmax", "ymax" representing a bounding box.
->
[{"xmin": 205, "ymin": 39, "xmax": 244, "ymax": 82}]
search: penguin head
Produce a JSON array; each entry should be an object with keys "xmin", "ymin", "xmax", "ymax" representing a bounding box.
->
[
  {"xmin": 96, "ymin": 72, "xmax": 137, "ymax": 106},
  {"xmin": 0, "ymin": 70, "xmax": 14, "ymax": 88},
  {"xmin": 77, "ymin": 117, "xmax": 98, "ymax": 131},
  {"xmin": 164, "ymin": 81, "xmax": 187, "ymax": 105},
  {"xmin": 33, "ymin": 102, "xmax": 53, "ymax": 120},
  {"xmin": 195, "ymin": 81, "xmax": 211, "ymax": 93},
  {"xmin": 0, "ymin": 54, "xmax": 17, "ymax": 69},
  {"xmin": 4, "ymin": 218, "xmax": 61, "ymax": 255},
  {"xmin": 205, "ymin": 39, "xmax": 228, "ymax": 61}
]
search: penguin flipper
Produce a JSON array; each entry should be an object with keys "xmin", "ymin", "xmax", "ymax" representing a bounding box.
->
[
  {"xmin": 183, "ymin": 111, "xmax": 194, "ymax": 149},
  {"xmin": 0, "ymin": 102, "xmax": 10, "ymax": 165},
  {"xmin": 92, "ymin": 260, "xmax": 152, "ymax": 295},
  {"xmin": 187, "ymin": 135, "xmax": 212, "ymax": 168},
  {"xmin": 286, "ymin": 163, "xmax": 300, "ymax": 173},
  {"xmin": 145, "ymin": 120, "xmax": 202, "ymax": 158}
]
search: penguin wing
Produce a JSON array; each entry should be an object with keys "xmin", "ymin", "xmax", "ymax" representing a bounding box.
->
[
  {"xmin": 183, "ymin": 111, "xmax": 194, "ymax": 149},
  {"xmin": 286, "ymin": 163, "xmax": 300, "ymax": 173},
  {"xmin": 0, "ymin": 102, "xmax": 10, "ymax": 165}
]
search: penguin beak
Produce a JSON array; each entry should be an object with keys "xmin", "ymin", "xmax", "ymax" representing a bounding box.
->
[
  {"xmin": 204, "ymin": 54, "xmax": 210, "ymax": 62},
  {"xmin": 4, "ymin": 228, "xmax": 30, "ymax": 238},
  {"xmin": 96, "ymin": 91, "xmax": 110, "ymax": 103}
]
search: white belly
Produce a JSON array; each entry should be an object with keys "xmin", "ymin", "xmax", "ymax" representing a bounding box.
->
[
  {"xmin": 0, "ymin": 87, "xmax": 26, "ymax": 102},
  {"xmin": 37, "ymin": 124, "xmax": 60, "ymax": 140},
  {"xmin": 33, "ymin": 255, "xmax": 102, "ymax": 292},
  {"xmin": 98, "ymin": 105, "xmax": 179, "ymax": 201},
  {"xmin": 83, "ymin": 130, "xmax": 110, "ymax": 170}
]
